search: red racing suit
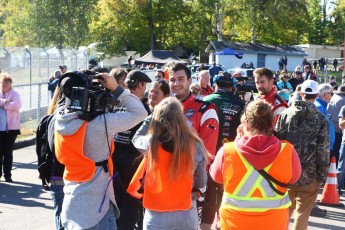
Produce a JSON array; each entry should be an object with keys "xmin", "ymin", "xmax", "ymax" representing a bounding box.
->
[
  {"xmin": 199, "ymin": 85, "xmax": 214, "ymax": 98},
  {"xmin": 258, "ymin": 87, "xmax": 288, "ymax": 125},
  {"xmin": 182, "ymin": 93, "xmax": 219, "ymax": 164}
]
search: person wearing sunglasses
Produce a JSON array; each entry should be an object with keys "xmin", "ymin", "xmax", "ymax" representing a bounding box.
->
[{"xmin": 315, "ymin": 83, "xmax": 335, "ymax": 154}]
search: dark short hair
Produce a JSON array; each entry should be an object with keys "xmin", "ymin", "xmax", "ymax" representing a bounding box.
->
[
  {"xmin": 156, "ymin": 70, "xmax": 165, "ymax": 79},
  {"xmin": 168, "ymin": 63, "xmax": 191, "ymax": 79},
  {"xmin": 303, "ymin": 93, "xmax": 318, "ymax": 100},
  {"xmin": 151, "ymin": 80, "xmax": 170, "ymax": 96},
  {"xmin": 253, "ymin": 68, "xmax": 273, "ymax": 81}
]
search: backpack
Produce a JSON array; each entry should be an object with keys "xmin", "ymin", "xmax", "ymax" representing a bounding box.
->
[{"xmin": 36, "ymin": 114, "xmax": 55, "ymax": 191}]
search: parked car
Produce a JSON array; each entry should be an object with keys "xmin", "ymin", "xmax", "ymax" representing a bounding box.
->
[{"xmin": 188, "ymin": 64, "xmax": 226, "ymax": 73}]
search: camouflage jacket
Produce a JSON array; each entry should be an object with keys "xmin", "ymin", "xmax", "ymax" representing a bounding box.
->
[{"xmin": 275, "ymin": 100, "xmax": 330, "ymax": 186}]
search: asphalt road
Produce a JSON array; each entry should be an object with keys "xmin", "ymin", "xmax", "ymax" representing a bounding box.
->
[{"xmin": 0, "ymin": 145, "xmax": 344, "ymax": 230}]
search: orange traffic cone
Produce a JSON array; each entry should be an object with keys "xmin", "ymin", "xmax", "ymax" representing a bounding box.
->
[{"xmin": 319, "ymin": 156, "xmax": 344, "ymax": 207}]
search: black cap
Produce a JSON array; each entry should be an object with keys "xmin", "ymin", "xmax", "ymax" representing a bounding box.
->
[
  {"xmin": 58, "ymin": 72, "xmax": 86, "ymax": 98},
  {"xmin": 59, "ymin": 65, "xmax": 67, "ymax": 70},
  {"xmin": 125, "ymin": 70, "xmax": 152, "ymax": 83},
  {"xmin": 213, "ymin": 72, "xmax": 235, "ymax": 87},
  {"xmin": 295, "ymin": 71, "xmax": 302, "ymax": 74}
]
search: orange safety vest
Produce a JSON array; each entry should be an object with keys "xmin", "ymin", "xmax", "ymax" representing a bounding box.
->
[
  {"xmin": 55, "ymin": 122, "xmax": 114, "ymax": 182},
  {"xmin": 127, "ymin": 155, "xmax": 147, "ymax": 199},
  {"xmin": 142, "ymin": 145, "xmax": 194, "ymax": 212},
  {"xmin": 220, "ymin": 141, "xmax": 293, "ymax": 230}
]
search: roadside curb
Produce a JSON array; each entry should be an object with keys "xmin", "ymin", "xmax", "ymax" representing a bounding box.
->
[{"xmin": 14, "ymin": 136, "xmax": 36, "ymax": 150}]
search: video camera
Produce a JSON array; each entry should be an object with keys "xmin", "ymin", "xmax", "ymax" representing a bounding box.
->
[{"xmin": 69, "ymin": 70, "xmax": 117, "ymax": 120}]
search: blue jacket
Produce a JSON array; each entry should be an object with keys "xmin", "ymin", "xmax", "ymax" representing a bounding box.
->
[
  {"xmin": 277, "ymin": 81, "xmax": 293, "ymax": 102},
  {"xmin": 315, "ymin": 98, "xmax": 335, "ymax": 150},
  {"xmin": 48, "ymin": 78, "xmax": 60, "ymax": 98}
]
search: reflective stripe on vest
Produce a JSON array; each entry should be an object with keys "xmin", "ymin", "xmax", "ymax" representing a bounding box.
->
[{"xmin": 222, "ymin": 142, "xmax": 292, "ymax": 212}]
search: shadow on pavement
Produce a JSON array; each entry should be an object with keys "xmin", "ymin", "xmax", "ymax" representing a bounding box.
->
[
  {"xmin": 12, "ymin": 161, "xmax": 38, "ymax": 170},
  {"xmin": 0, "ymin": 181, "xmax": 52, "ymax": 210},
  {"xmin": 307, "ymin": 220, "xmax": 345, "ymax": 230}
]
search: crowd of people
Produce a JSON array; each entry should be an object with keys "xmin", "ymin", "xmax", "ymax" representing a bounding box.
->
[{"xmin": 2, "ymin": 60, "xmax": 345, "ymax": 230}]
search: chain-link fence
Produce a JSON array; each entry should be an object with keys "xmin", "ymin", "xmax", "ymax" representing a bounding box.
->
[
  {"xmin": 0, "ymin": 47, "xmax": 89, "ymax": 84},
  {"xmin": 0, "ymin": 46, "xmax": 89, "ymax": 135},
  {"xmin": 13, "ymin": 82, "xmax": 51, "ymax": 135}
]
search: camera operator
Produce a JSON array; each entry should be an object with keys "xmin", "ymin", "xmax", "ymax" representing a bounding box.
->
[{"xmin": 54, "ymin": 70, "xmax": 147, "ymax": 229}]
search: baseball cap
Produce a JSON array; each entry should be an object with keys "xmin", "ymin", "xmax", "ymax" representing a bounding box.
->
[
  {"xmin": 301, "ymin": 80, "xmax": 319, "ymax": 94},
  {"xmin": 213, "ymin": 73, "xmax": 237, "ymax": 87},
  {"xmin": 233, "ymin": 71, "xmax": 242, "ymax": 77},
  {"xmin": 59, "ymin": 65, "xmax": 67, "ymax": 70},
  {"xmin": 330, "ymin": 76, "xmax": 335, "ymax": 80},
  {"xmin": 125, "ymin": 70, "xmax": 152, "ymax": 83},
  {"xmin": 295, "ymin": 71, "xmax": 302, "ymax": 74}
]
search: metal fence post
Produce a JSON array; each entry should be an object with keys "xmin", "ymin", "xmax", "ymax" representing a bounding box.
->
[
  {"xmin": 83, "ymin": 50, "xmax": 89, "ymax": 69},
  {"xmin": 37, "ymin": 83, "xmax": 41, "ymax": 121},
  {"xmin": 24, "ymin": 48, "xmax": 32, "ymax": 107},
  {"xmin": 3, "ymin": 48, "xmax": 11, "ymax": 73},
  {"xmin": 43, "ymin": 48, "xmax": 50, "ymax": 78}
]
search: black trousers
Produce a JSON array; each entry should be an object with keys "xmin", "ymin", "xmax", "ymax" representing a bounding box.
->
[
  {"xmin": 113, "ymin": 151, "xmax": 144, "ymax": 230},
  {"xmin": 331, "ymin": 132, "xmax": 342, "ymax": 167},
  {"xmin": 200, "ymin": 173, "xmax": 223, "ymax": 224},
  {"xmin": 0, "ymin": 130, "xmax": 19, "ymax": 180}
]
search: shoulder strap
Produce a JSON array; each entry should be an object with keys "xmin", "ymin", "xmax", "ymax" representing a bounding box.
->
[{"xmin": 257, "ymin": 169, "xmax": 288, "ymax": 196}]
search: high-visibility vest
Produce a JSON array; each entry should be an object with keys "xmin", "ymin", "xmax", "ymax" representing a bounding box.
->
[
  {"xmin": 220, "ymin": 141, "xmax": 293, "ymax": 230},
  {"xmin": 127, "ymin": 155, "xmax": 147, "ymax": 199},
  {"xmin": 143, "ymin": 145, "xmax": 194, "ymax": 212},
  {"xmin": 55, "ymin": 122, "xmax": 114, "ymax": 182}
]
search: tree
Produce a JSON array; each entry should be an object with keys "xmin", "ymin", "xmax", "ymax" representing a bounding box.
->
[
  {"xmin": 0, "ymin": 0, "xmax": 34, "ymax": 46},
  {"xmin": 329, "ymin": 0, "xmax": 345, "ymax": 45}
]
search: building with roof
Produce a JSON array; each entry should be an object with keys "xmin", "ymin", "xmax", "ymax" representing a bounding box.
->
[
  {"xmin": 206, "ymin": 41, "xmax": 307, "ymax": 71},
  {"xmin": 295, "ymin": 44, "xmax": 344, "ymax": 60}
]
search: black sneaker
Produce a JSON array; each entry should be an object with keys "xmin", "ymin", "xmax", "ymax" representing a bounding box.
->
[
  {"xmin": 310, "ymin": 206, "xmax": 327, "ymax": 217},
  {"xmin": 5, "ymin": 178, "xmax": 13, "ymax": 182}
]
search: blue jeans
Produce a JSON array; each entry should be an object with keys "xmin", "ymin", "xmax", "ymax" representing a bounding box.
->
[
  {"xmin": 338, "ymin": 144, "xmax": 345, "ymax": 192},
  {"xmin": 50, "ymin": 184, "xmax": 65, "ymax": 230},
  {"xmin": 86, "ymin": 203, "xmax": 117, "ymax": 230}
]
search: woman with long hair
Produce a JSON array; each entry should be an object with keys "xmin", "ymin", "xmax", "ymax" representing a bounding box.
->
[
  {"xmin": 134, "ymin": 97, "xmax": 207, "ymax": 230},
  {"xmin": 210, "ymin": 100, "xmax": 301, "ymax": 230}
]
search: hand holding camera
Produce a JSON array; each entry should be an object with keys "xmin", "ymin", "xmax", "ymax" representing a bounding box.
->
[{"xmin": 97, "ymin": 73, "xmax": 118, "ymax": 91}]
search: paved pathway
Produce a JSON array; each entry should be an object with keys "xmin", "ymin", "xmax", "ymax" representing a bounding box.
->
[{"xmin": 0, "ymin": 145, "xmax": 344, "ymax": 230}]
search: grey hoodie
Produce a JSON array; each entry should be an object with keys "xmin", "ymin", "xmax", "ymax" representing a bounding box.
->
[{"xmin": 55, "ymin": 89, "xmax": 147, "ymax": 229}]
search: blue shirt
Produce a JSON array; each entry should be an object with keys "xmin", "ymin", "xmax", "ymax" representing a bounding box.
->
[
  {"xmin": 48, "ymin": 78, "xmax": 60, "ymax": 98},
  {"xmin": 315, "ymin": 98, "xmax": 335, "ymax": 150},
  {"xmin": 0, "ymin": 107, "xmax": 8, "ymax": 131}
]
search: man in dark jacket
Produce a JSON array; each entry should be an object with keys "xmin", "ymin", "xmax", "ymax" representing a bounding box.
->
[{"xmin": 202, "ymin": 72, "xmax": 245, "ymax": 228}]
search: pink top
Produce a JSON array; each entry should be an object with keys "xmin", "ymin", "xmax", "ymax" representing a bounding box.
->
[{"xmin": 0, "ymin": 89, "xmax": 21, "ymax": 130}]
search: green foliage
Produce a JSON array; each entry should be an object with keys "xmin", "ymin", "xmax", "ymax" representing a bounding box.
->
[
  {"xmin": 31, "ymin": 0, "xmax": 97, "ymax": 49},
  {"xmin": 0, "ymin": 0, "xmax": 344, "ymax": 56},
  {"xmin": 0, "ymin": 0, "xmax": 34, "ymax": 46}
]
